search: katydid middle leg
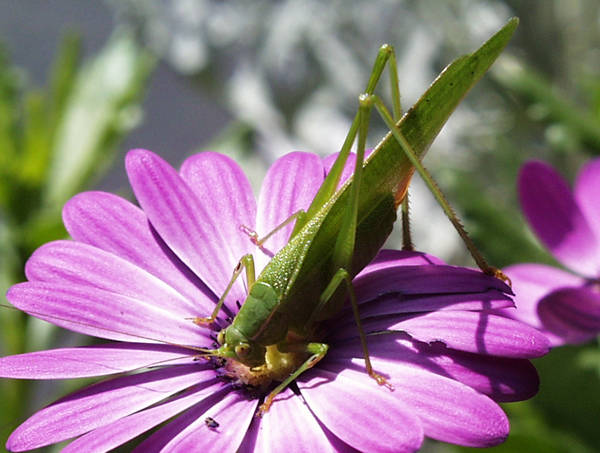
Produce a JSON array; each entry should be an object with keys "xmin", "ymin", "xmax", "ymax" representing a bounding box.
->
[{"xmin": 240, "ymin": 210, "xmax": 307, "ymax": 247}]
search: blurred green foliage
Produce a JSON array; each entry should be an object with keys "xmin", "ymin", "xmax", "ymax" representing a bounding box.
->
[{"xmin": 0, "ymin": 30, "xmax": 153, "ymax": 449}]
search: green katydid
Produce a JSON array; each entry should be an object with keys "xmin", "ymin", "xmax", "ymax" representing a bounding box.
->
[{"xmin": 192, "ymin": 18, "xmax": 519, "ymax": 414}]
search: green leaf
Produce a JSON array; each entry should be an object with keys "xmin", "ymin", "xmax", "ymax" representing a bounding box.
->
[{"xmin": 44, "ymin": 29, "xmax": 154, "ymax": 207}]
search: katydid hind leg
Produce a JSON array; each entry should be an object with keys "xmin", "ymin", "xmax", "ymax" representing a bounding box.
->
[
  {"xmin": 369, "ymin": 93, "xmax": 510, "ymax": 283},
  {"xmin": 294, "ymin": 44, "xmax": 405, "ymax": 236},
  {"xmin": 192, "ymin": 254, "xmax": 256, "ymax": 326}
]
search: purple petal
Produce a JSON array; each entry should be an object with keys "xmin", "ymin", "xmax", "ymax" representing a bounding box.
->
[
  {"xmin": 62, "ymin": 191, "xmax": 214, "ymax": 311},
  {"xmin": 315, "ymin": 360, "xmax": 509, "ymax": 447},
  {"xmin": 575, "ymin": 157, "xmax": 600, "ymax": 261},
  {"xmin": 353, "ymin": 265, "xmax": 511, "ymax": 303},
  {"xmin": 330, "ymin": 334, "xmax": 539, "ymax": 402},
  {"xmin": 538, "ymin": 287, "xmax": 600, "ymax": 344},
  {"xmin": 0, "ymin": 343, "xmax": 194, "ymax": 379},
  {"xmin": 255, "ymin": 152, "xmax": 324, "ymax": 262},
  {"xmin": 125, "ymin": 149, "xmax": 250, "ymax": 313},
  {"xmin": 499, "ymin": 263, "xmax": 583, "ymax": 345},
  {"xmin": 134, "ymin": 386, "xmax": 257, "ymax": 453},
  {"xmin": 180, "ymin": 151, "xmax": 257, "ymax": 279},
  {"xmin": 25, "ymin": 240, "xmax": 199, "ymax": 317},
  {"xmin": 340, "ymin": 290, "xmax": 513, "ymax": 320},
  {"xmin": 331, "ymin": 311, "xmax": 550, "ymax": 358},
  {"xmin": 518, "ymin": 160, "xmax": 599, "ymax": 276},
  {"xmin": 7, "ymin": 282, "xmax": 207, "ymax": 345},
  {"xmin": 6, "ymin": 365, "xmax": 211, "ymax": 451},
  {"xmin": 241, "ymin": 389, "xmax": 355, "ymax": 453},
  {"xmin": 62, "ymin": 381, "xmax": 225, "ymax": 453},
  {"xmin": 357, "ymin": 249, "xmax": 446, "ymax": 276},
  {"xmin": 299, "ymin": 367, "xmax": 424, "ymax": 452}
]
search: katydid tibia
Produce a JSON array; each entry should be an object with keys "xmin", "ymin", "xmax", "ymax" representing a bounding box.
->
[{"xmin": 193, "ymin": 19, "xmax": 519, "ymax": 415}]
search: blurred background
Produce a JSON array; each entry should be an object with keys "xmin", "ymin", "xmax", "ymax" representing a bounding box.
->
[{"xmin": 1, "ymin": 0, "xmax": 599, "ymax": 451}]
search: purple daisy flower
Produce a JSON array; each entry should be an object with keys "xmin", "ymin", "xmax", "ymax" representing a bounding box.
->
[
  {"xmin": 501, "ymin": 159, "xmax": 600, "ymax": 346},
  {"xmin": 2, "ymin": 149, "xmax": 548, "ymax": 452}
]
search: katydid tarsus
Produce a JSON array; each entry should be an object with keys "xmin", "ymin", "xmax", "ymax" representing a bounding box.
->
[{"xmin": 193, "ymin": 19, "xmax": 518, "ymax": 415}]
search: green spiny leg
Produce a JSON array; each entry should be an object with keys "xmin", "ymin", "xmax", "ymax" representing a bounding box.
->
[
  {"xmin": 311, "ymin": 93, "xmax": 392, "ymax": 389},
  {"xmin": 192, "ymin": 254, "xmax": 256, "ymax": 325},
  {"xmin": 367, "ymin": 93, "xmax": 510, "ymax": 283},
  {"xmin": 257, "ymin": 341, "xmax": 329, "ymax": 416},
  {"xmin": 240, "ymin": 210, "xmax": 307, "ymax": 247},
  {"xmin": 381, "ymin": 44, "xmax": 415, "ymax": 251},
  {"xmin": 401, "ymin": 193, "xmax": 414, "ymax": 250},
  {"xmin": 293, "ymin": 44, "xmax": 404, "ymax": 236}
]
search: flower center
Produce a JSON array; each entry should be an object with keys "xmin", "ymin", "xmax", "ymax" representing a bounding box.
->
[{"xmin": 218, "ymin": 345, "xmax": 308, "ymax": 392}]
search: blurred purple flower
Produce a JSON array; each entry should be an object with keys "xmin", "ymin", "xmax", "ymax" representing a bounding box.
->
[
  {"xmin": 501, "ymin": 159, "xmax": 600, "ymax": 346},
  {"xmin": 2, "ymin": 150, "xmax": 548, "ymax": 452}
]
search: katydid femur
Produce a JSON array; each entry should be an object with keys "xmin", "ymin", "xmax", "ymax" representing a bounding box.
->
[{"xmin": 194, "ymin": 42, "xmax": 508, "ymax": 415}]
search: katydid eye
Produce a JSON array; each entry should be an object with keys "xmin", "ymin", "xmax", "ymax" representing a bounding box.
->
[
  {"xmin": 235, "ymin": 343, "xmax": 251, "ymax": 357},
  {"xmin": 217, "ymin": 331, "xmax": 225, "ymax": 345}
]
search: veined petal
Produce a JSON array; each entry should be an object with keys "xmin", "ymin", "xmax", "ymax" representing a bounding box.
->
[
  {"xmin": 353, "ymin": 265, "xmax": 511, "ymax": 303},
  {"xmin": 0, "ymin": 343, "xmax": 194, "ymax": 379},
  {"xmin": 62, "ymin": 381, "xmax": 225, "ymax": 453},
  {"xmin": 332, "ymin": 311, "xmax": 549, "ymax": 358},
  {"xmin": 518, "ymin": 160, "xmax": 599, "ymax": 276},
  {"xmin": 25, "ymin": 241, "xmax": 200, "ymax": 317},
  {"xmin": 299, "ymin": 367, "xmax": 423, "ymax": 453},
  {"xmin": 62, "ymin": 191, "xmax": 214, "ymax": 310},
  {"xmin": 538, "ymin": 287, "xmax": 600, "ymax": 345},
  {"xmin": 241, "ymin": 389, "xmax": 356, "ymax": 453},
  {"xmin": 180, "ymin": 151, "xmax": 257, "ymax": 278},
  {"xmin": 7, "ymin": 282, "xmax": 207, "ymax": 345},
  {"xmin": 574, "ymin": 158, "xmax": 600, "ymax": 266},
  {"xmin": 126, "ymin": 149, "xmax": 248, "ymax": 313},
  {"xmin": 316, "ymin": 360, "xmax": 509, "ymax": 447},
  {"xmin": 6, "ymin": 365, "xmax": 211, "ymax": 451},
  {"xmin": 331, "ymin": 334, "xmax": 539, "ymax": 402},
  {"xmin": 255, "ymin": 152, "xmax": 324, "ymax": 267},
  {"xmin": 133, "ymin": 386, "xmax": 257, "ymax": 453}
]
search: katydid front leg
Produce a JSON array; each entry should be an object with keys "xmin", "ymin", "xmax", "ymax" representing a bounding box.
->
[
  {"xmin": 192, "ymin": 254, "xmax": 256, "ymax": 325},
  {"xmin": 240, "ymin": 210, "xmax": 307, "ymax": 247}
]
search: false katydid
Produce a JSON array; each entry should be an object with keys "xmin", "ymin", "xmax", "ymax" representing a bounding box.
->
[
  {"xmin": 0, "ymin": 18, "xmax": 518, "ymax": 424},
  {"xmin": 192, "ymin": 18, "xmax": 519, "ymax": 414}
]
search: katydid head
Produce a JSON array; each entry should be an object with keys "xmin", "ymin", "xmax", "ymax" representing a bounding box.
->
[{"xmin": 214, "ymin": 325, "xmax": 266, "ymax": 368}]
